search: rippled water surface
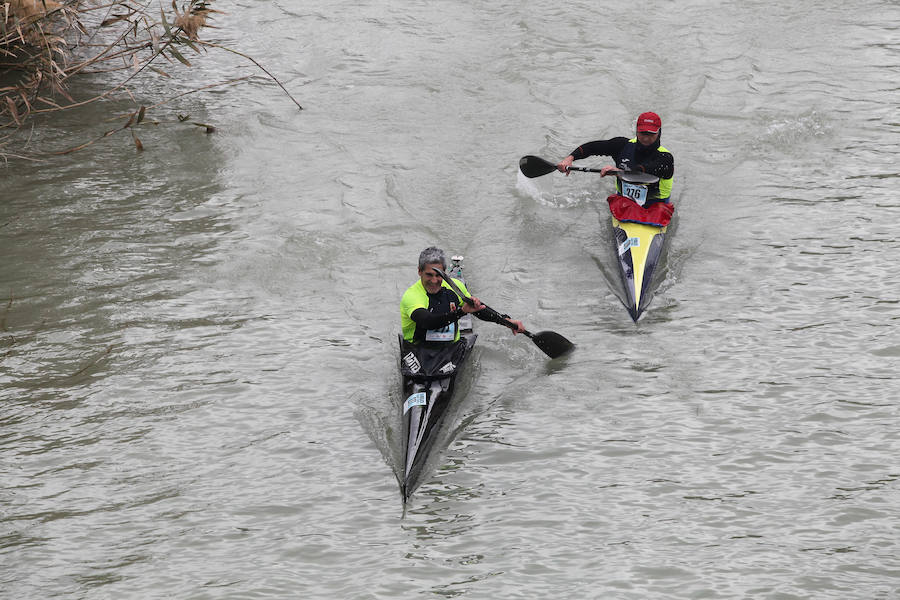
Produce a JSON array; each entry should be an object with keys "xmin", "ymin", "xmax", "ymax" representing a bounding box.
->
[{"xmin": 2, "ymin": 1, "xmax": 899, "ymax": 598}]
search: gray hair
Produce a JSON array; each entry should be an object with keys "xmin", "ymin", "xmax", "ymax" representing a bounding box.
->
[{"xmin": 417, "ymin": 246, "xmax": 446, "ymax": 270}]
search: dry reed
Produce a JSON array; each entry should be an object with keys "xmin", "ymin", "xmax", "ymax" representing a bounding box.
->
[{"xmin": 0, "ymin": 0, "xmax": 301, "ymax": 160}]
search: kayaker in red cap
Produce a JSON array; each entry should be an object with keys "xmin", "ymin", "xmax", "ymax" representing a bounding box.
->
[{"xmin": 556, "ymin": 111, "xmax": 674, "ymax": 203}]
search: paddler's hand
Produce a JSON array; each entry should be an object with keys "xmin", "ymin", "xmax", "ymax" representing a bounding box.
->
[
  {"xmin": 462, "ymin": 296, "xmax": 484, "ymax": 313},
  {"xmin": 600, "ymin": 165, "xmax": 621, "ymax": 177},
  {"xmin": 557, "ymin": 156, "xmax": 574, "ymax": 175},
  {"xmin": 508, "ymin": 319, "xmax": 525, "ymax": 335}
]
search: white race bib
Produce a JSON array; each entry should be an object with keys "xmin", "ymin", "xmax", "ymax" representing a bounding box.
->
[
  {"xmin": 425, "ymin": 322, "xmax": 456, "ymax": 342},
  {"xmin": 618, "ymin": 237, "xmax": 640, "ymax": 256},
  {"xmin": 403, "ymin": 392, "xmax": 426, "ymax": 414},
  {"xmin": 622, "ymin": 181, "xmax": 648, "ymax": 206}
]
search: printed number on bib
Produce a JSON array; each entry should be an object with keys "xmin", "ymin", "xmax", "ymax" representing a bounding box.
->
[{"xmin": 622, "ymin": 182, "xmax": 648, "ymax": 206}]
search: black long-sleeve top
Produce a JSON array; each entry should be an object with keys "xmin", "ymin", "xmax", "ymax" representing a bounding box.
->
[{"xmin": 410, "ymin": 288, "xmax": 509, "ymax": 341}]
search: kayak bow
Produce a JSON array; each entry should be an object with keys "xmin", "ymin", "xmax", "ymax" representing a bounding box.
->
[{"xmin": 612, "ymin": 216, "xmax": 667, "ymax": 322}]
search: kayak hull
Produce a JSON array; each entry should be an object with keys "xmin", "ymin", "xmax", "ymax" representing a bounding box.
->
[
  {"xmin": 612, "ymin": 217, "xmax": 667, "ymax": 322},
  {"xmin": 398, "ymin": 333, "xmax": 476, "ymax": 501}
]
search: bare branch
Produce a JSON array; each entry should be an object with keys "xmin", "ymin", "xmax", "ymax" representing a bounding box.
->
[{"xmin": 1, "ymin": 0, "xmax": 304, "ymax": 159}]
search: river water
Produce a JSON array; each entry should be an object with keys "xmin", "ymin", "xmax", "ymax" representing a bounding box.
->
[{"xmin": 2, "ymin": 1, "xmax": 899, "ymax": 598}]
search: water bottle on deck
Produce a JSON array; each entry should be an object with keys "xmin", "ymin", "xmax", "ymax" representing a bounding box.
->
[{"xmin": 449, "ymin": 255, "xmax": 473, "ymax": 333}]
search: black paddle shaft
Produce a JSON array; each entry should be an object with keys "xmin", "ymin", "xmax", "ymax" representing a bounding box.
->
[
  {"xmin": 433, "ymin": 268, "xmax": 528, "ymax": 335},
  {"xmin": 434, "ymin": 268, "xmax": 574, "ymax": 359},
  {"xmin": 519, "ymin": 155, "xmax": 596, "ymax": 178},
  {"xmin": 518, "ymin": 155, "xmax": 659, "ymax": 184}
]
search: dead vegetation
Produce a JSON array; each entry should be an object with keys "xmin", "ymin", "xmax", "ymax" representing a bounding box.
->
[{"xmin": 0, "ymin": 0, "xmax": 301, "ymax": 160}]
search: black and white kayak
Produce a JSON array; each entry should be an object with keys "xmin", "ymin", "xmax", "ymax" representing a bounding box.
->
[
  {"xmin": 396, "ymin": 255, "xmax": 573, "ymax": 501},
  {"xmin": 398, "ymin": 257, "xmax": 477, "ymax": 502}
]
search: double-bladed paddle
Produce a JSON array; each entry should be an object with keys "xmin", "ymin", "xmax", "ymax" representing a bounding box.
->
[
  {"xmin": 518, "ymin": 155, "xmax": 659, "ymax": 184},
  {"xmin": 519, "ymin": 154, "xmax": 602, "ymax": 178},
  {"xmin": 434, "ymin": 267, "xmax": 574, "ymax": 359}
]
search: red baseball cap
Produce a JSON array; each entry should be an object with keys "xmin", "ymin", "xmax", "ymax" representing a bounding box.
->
[{"xmin": 636, "ymin": 112, "xmax": 662, "ymax": 133}]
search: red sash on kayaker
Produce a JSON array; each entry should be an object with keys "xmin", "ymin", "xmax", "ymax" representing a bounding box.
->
[{"xmin": 607, "ymin": 194, "xmax": 674, "ymax": 227}]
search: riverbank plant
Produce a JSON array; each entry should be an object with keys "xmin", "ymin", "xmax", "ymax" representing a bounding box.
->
[{"xmin": 1, "ymin": 0, "xmax": 300, "ymax": 160}]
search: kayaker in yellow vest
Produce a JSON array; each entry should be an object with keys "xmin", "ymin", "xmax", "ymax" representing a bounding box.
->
[
  {"xmin": 556, "ymin": 111, "xmax": 674, "ymax": 203},
  {"xmin": 400, "ymin": 247, "xmax": 525, "ymax": 344}
]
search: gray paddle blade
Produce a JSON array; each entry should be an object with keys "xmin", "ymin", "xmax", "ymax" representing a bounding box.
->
[{"xmin": 531, "ymin": 330, "xmax": 574, "ymax": 358}]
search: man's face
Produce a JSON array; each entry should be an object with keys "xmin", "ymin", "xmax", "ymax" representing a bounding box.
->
[
  {"xmin": 419, "ymin": 262, "xmax": 445, "ymax": 294},
  {"xmin": 636, "ymin": 130, "xmax": 659, "ymax": 147}
]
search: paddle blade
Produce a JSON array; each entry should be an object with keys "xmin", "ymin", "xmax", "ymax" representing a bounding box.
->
[
  {"xmin": 530, "ymin": 330, "xmax": 574, "ymax": 358},
  {"xmin": 519, "ymin": 155, "xmax": 558, "ymax": 178}
]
